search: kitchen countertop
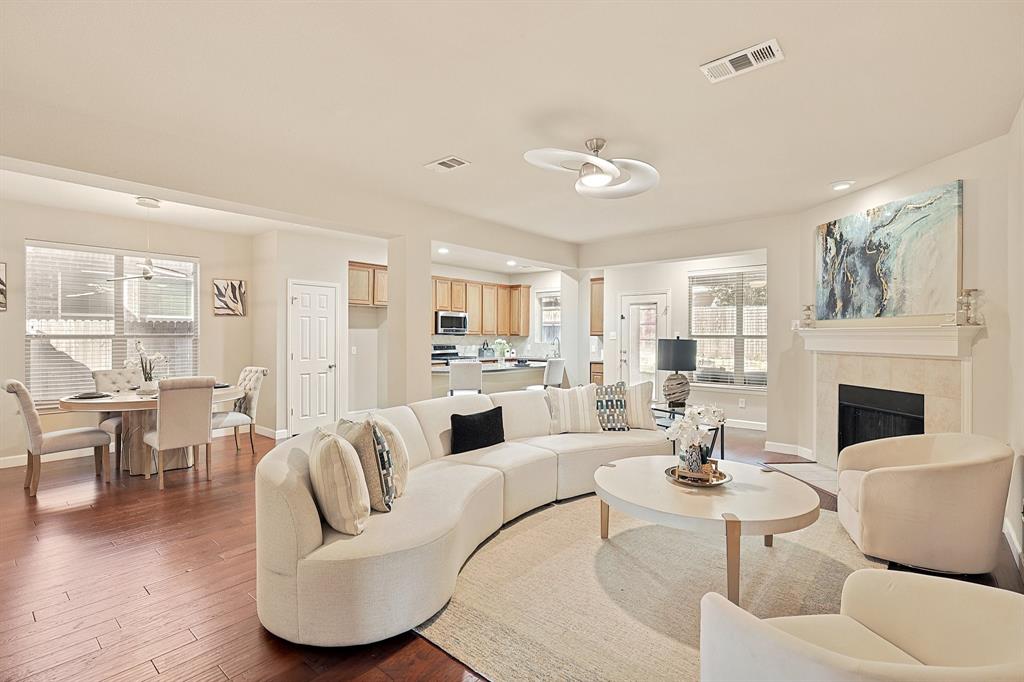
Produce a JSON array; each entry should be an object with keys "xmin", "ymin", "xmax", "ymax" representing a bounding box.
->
[{"xmin": 431, "ymin": 361, "xmax": 547, "ymax": 374}]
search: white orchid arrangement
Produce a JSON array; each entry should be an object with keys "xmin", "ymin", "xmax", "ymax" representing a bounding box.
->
[
  {"xmin": 492, "ymin": 338, "xmax": 510, "ymax": 358},
  {"xmin": 665, "ymin": 414, "xmax": 715, "ymax": 451},
  {"xmin": 124, "ymin": 339, "xmax": 167, "ymax": 382},
  {"xmin": 686, "ymin": 404, "xmax": 726, "ymax": 427}
]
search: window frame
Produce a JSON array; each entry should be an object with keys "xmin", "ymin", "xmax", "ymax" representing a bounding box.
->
[
  {"xmin": 687, "ymin": 265, "xmax": 767, "ymax": 390},
  {"xmin": 24, "ymin": 240, "xmax": 200, "ymax": 406},
  {"xmin": 533, "ymin": 288, "xmax": 561, "ymax": 345}
]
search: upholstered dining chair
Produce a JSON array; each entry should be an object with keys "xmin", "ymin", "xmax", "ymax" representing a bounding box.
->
[
  {"xmin": 3, "ymin": 379, "xmax": 111, "ymax": 496},
  {"xmin": 526, "ymin": 357, "xmax": 566, "ymax": 390},
  {"xmin": 448, "ymin": 361, "xmax": 483, "ymax": 395},
  {"xmin": 211, "ymin": 366, "xmax": 268, "ymax": 454},
  {"xmin": 143, "ymin": 376, "xmax": 215, "ymax": 490},
  {"xmin": 92, "ymin": 367, "xmax": 143, "ymax": 472}
]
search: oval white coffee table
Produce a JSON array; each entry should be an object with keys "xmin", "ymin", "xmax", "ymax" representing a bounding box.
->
[{"xmin": 594, "ymin": 455, "xmax": 820, "ymax": 605}]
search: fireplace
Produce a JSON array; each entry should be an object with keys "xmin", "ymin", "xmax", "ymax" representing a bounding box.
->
[{"xmin": 838, "ymin": 384, "xmax": 924, "ymax": 452}]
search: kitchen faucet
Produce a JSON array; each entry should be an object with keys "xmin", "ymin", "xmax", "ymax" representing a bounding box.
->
[{"xmin": 552, "ymin": 336, "xmax": 561, "ymax": 358}]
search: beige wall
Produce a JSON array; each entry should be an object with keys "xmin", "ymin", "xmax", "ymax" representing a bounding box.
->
[
  {"xmin": 0, "ymin": 199, "xmax": 253, "ymax": 462},
  {"xmin": 1006, "ymin": 98, "xmax": 1023, "ymax": 569}
]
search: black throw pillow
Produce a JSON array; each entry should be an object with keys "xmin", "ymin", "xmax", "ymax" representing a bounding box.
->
[{"xmin": 450, "ymin": 406, "xmax": 505, "ymax": 454}]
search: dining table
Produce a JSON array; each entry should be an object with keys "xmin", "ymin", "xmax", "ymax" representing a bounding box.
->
[{"xmin": 58, "ymin": 385, "xmax": 245, "ymax": 476}]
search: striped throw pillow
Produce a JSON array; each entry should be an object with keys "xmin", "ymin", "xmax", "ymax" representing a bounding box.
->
[
  {"xmin": 308, "ymin": 427, "xmax": 371, "ymax": 536},
  {"xmin": 595, "ymin": 382, "xmax": 630, "ymax": 431},
  {"xmin": 624, "ymin": 381, "xmax": 658, "ymax": 430},
  {"xmin": 546, "ymin": 384, "xmax": 602, "ymax": 434}
]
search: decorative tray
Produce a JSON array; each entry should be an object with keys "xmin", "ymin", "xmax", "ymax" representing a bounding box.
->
[{"xmin": 665, "ymin": 466, "xmax": 732, "ymax": 488}]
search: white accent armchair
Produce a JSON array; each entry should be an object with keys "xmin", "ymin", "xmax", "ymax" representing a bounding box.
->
[
  {"xmin": 837, "ymin": 433, "xmax": 1013, "ymax": 574},
  {"xmin": 700, "ymin": 569, "xmax": 1024, "ymax": 682}
]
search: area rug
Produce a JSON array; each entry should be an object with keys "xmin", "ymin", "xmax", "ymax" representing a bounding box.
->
[{"xmin": 416, "ymin": 494, "xmax": 881, "ymax": 681}]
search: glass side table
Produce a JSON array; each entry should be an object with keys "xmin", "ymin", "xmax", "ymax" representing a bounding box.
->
[{"xmin": 651, "ymin": 403, "xmax": 726, "ymax": 460}]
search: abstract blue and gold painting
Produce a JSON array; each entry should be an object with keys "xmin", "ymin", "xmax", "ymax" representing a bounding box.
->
[{"xmin": 815, "ymin": 180, "xmax": 962, "ymax": 320}]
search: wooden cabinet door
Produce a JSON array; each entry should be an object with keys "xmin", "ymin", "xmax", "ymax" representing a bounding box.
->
[
  {"xmin": 519, "ymin": 285, "xmax": 531, "ymax": 338},
  {"xmin": 450, "ymin": 280, "xmax": 467, "ymax": 312},
  {"xmin": 372, "ymin": 267, "xmax": 388, "ymax": 306},
  {"xmin": 590, "ymin": 362, "xmax": 604, "ymax": 385},
  {"xmin": 589, "ymin": 277, "xmax": 604, "ymax": 336},
  {"xmin": 496, "ymin": 286, "xmax": 511, "ymax": 336},
  {"xmin": 466, "ymin": 282, "xmax": 482, "ymax": 334},
  {"xmin": 509, "ymin": 286, "xmax": 521, "ymax": 335},
  {"xmin": 481, "ymin": 284, "xmax": 498, "ymax": 335},
  {"xmin": 434, "ymin": 278, "xmax": 451, "ymax": 311},
  {"xmin": 348, "ymin": 263, "xmax": 373, "ymax": 305}
]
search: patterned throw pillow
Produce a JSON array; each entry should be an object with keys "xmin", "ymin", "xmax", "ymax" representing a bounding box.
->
[
  {"xmin": 308, "ymin": 427, "xmax": 371, "ymax": 535},
  {"xmin": 595, "ymin": 382, "xmax": 629, "ymax": 431},
  {"xmin": 546, "ymin": 384, "xmax": 603, "ymax": 434},
  {"xmin": 370, "ymin": 415, "xmax": 409, "ymax": 497},
  {"xmin": 624, "ymin": 381, "xmax": 658, "ymax": 430},
  {"xmin": 336, "ymin": 418, "xmax": 396, "ymax": 512}
]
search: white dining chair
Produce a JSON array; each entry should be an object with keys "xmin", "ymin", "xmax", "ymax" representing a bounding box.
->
[
  {"xmin": 527, "ymin": 358, "xmax": 565, "ymax": 390},
  {"xmin": 212, "ymin": 366, "xmax": 268, "ymax": 453},
  {"xmin": 92, "ymin": 367, "xmax": 143, "ymax": 473},
  {"xmin": 3, "ymin": 379, "xmax": 111, "ymax": 496},
  {"xmin": 143, "ymin": 376, "xmax": 215, "ymax": 490},
  {"xmin": 449, "ymin": 361, "xmax": 483, "ymax": 395}
]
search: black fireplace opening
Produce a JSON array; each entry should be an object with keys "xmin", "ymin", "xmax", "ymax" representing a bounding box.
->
[{"xmin": 838, "ymin": 384, "xmax": 924, "ymax": 452}]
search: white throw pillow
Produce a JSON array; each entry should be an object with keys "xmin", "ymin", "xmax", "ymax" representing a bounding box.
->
[
  {"xmin": 625, "ymin": 381, "xmax": 658, "ymax": 430},
  {"xmin": 546, "ymin": 384, "xmax": 602, "ymax": 434},
  {"xmin": 308, "ymin": 427, "xmax": 371, "ymax": 536}
]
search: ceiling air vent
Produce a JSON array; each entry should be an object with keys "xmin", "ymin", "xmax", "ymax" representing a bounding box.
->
[
  {"xmin": 424, "ymin": 156, "xmax": 471, "ymax": 172},
  {"xmin": 700, "ymin": 39, "xmax": 784, "ymax": 83}
]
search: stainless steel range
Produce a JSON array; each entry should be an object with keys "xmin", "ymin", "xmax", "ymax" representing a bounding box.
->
[{"xmin": 431, "ymin": 344, "xmax": 477, "ymax": 365}]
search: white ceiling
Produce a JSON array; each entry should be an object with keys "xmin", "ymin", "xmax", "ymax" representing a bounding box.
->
[
  {"xmin": 432, "ymin": 241, "xmax": 552, "ymax": 274},
  {"xmin": 1, "ymin": 2, "xmax": 1022, "ymax": 244}
]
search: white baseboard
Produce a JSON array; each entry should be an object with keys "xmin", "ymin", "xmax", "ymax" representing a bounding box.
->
[
  {"xmin": 211, "ymin": 424, "xmax": 287, "ymax": 441},
  {"xmin": 725, "ymin": 419, "xmax": 766, "ymax": 432},
  {"xmin": 764, "ymin": 441, "xmax": 816, "ymax": 461},
  {"xmin": 1004, "ymin": 518, "xmax": 1024, "ymax": 580}
]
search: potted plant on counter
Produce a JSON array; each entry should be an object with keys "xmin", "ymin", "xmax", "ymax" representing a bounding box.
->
[{"xmin": 492, "ymin": 338, "xmax": 510, "ymax": 366}]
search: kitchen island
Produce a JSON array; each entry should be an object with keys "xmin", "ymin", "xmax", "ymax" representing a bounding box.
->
[{"xmin": 430, "ymin": 361, "xmax": 565, "ymax": 397}]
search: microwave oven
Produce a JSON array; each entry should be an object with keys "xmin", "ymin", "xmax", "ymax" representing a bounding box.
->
[{"xmin": 436, "ymin": 311, "xmax": 469, "ymax": 335}]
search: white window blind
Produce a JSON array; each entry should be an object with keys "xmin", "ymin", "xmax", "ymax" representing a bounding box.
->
[
  {"xmin": 536, "ymin": 291, "xmax": 561, "ymax": 344},
  {"xmin": 24, "ymin": 242, "xmax": 199, "ymax": 403},
  {"xmin": 688, "ymin": 267, "xmax": 767, "ymax": 387}
]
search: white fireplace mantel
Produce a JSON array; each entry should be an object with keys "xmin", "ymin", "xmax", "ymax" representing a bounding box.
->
[{"xmin": 796, "ymin": 325, "xmax": 984, "ymax": 359}]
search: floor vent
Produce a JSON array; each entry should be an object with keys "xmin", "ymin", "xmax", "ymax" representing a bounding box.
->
[
  {"xmin": 425, "ymin": 156, "xmax": 471, "ymax": 172},
  {"xmin": 700, "ymin": 39, "xmax": 784, "ymax": 83}
]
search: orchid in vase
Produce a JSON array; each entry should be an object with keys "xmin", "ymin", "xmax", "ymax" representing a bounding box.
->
[
  {"xmin": 124, "ymin": 340, "xmax": 167, "ymax": 394},
  {"xmin": 665, "ymin": 412, "xmax": 715, "ymax": 474}
]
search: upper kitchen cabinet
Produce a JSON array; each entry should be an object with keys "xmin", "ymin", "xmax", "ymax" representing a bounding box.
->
[
  {"xmin": 372, "ymin": 266, "xmax": 388, "ymax": 306},
  {"xmin": 434, "ymin": 277, "xmax": 452, "ymax": 311},
  {"xmin": 481, "ymin": 284, "xmax": 498, "ymax": 335},
  {"xmin": 509, "ymin": 285, "xmax": 531, "ymax": 337},
  {"xmin": 349, "ymin": 262, "xmax": 375, "ymax": 306},
  {"xmin": 465, "ymin": 281, "xmax": 482, "ymax": 334},
  {"xmin": 589, "ymin": 277, "xmax": 604, "ymax": 336},
  {"xmin": 496, "ymin": 286, "xmax": 511, "ymax": 336},
  {"xmin": 450, "ymin": 280, "xmax": 467, "ymax": 312}
]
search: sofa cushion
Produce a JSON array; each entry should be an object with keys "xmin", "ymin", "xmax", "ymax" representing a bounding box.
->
[
  {"xmin": 337, "ymin": 419, "xmax": 396, "ymax": 512},
  {"xmin": 489, "ymin": 390, "xmax": 552, "ymax": 440},
  {"xmin": 371, "ymin": 415, "xmax": 410, "ymax": 497},
  {"xmin": 373, "ymin": 406, "xmax": 431, "ymax": 469},
  {"xmin": 410, "ymin": 394, "xmax": 495, "ymax": 458},
  {"xmin": 838, "ymin": 469, "xmax": 865, "ymax": 511},
  {"xmin": 595, "ymin": 382, "xmax": 629, "ymax": 431},
  {"xmin": 451, "ymin": 406, "xmax": 505, "ymax": 454},
  {"xmin": 520, "ymin": 429, "xmax": 672, "ymax": 499},
  {"xmin": 768, "ymin": 614, "xmax": 922, "ymax": 665},
  {"xmin": 546, "ymin": 384, "xmax": 602, "ymax": 434},
  {"xmin": 624, "ymin": 381, "xmax": 657, "ymax": 430},
  {"xmin": 447, "ymin": 441, "xmax": 557, "ymax": 522},
  {"xmin": 307, "ymin": 428, "xmax": 371, "ymax": 536}
]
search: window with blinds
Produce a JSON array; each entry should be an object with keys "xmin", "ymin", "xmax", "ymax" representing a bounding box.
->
[
  {"xmin": 688, "ymin": 267, "xmax": 767, "ymax": 387},
  {"xmin": 24, "ymin": 242, "xmax": 199, "ymax": 403}
]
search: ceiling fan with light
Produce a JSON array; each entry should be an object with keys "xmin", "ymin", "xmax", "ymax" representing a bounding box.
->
[
  {"xmin": 524, "ymin": 138, "xmax": 659, "ymax": 199},
  {"xmin": 106, "ymin": 257, "xmax": 190, "ymax": 282}
]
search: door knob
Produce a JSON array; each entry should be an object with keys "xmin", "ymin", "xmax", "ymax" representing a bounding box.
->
[{"xmin": 327, "ymin": 364, "xmax": 336, "ymax": 370}]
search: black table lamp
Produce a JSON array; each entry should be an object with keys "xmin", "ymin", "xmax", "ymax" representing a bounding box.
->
[{"xmin": 657, "ymin": 337, "xmax": 697, "ymax": 408}]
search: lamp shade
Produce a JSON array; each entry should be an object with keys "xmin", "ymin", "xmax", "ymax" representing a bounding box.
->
[{"xmin": 657, "ymin": 338, "xmax": 697, "ymax": 372}]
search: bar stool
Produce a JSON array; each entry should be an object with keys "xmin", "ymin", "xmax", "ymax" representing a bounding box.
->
[
  {"xmin": 527, "ymin": 358, "xmax": 565, "ymax": 390},
  {"xmin": 448, "ymin": 361, "xmax": 483, "ymax": 395}
]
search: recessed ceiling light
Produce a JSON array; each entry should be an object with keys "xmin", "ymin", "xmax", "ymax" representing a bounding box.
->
[
  {"xmin": 831, "ymin": 180, "xmax": 855, "ymax": 191},
  {"xmin": 506, "ymin": 260, "xmax": 517, "ymax": 267},
  {"xmin": 135, "ymin": 196, "xmax": 161, "ymax": 209},
  {"xmin": 437, "ymin": 247, "xmax": 450, "ymax": 255}
]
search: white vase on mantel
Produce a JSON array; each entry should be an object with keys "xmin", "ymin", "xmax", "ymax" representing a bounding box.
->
[{"xmin": 138, "ymin": 380, "xmax": 158, "ymax": 396}]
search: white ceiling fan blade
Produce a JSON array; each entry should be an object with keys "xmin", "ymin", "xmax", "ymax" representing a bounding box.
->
[
  {"xmin": 151, "ymin": 264, "xmax": 190, "ymax": 277},
  {"xmin": 65, "ymin": 291, "xmax": 96, "ymax": 298},
  {"xmin": 106, "ymin": 274, "xmax": 146, "ymax": 282},
  {"xmin": 575, "ymin": 158, "xmax": 659, "ymax": 199},
  {"xmin": 524, "ymin": 148, "xmax": 620, "ymax": 179}
]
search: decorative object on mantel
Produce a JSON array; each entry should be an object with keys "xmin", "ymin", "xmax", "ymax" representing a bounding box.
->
[
  {"xmin": 816, "ymin": 180, "xmax": 962, "ymax": 321},
  {"xmin": 657, "ymin": 337, "xmax": 697, "ymax": 407},
  {"xmin": 956, "ymin": 288, "xmax": 981, "ymax": 325},
  {"xmin": 213, "ymin": 278, "xmax": 247, "ymax": 316},
  {"xmin": 0, "ymin": 262, "xmax": 6, "ymax": 312},
  {"xmin": 799, "ymin": 304, "xmax": 815, "ymax": 328},
  {"xmin": 124, "ymin": 340, "xmax": 167, "ymax": 395}
]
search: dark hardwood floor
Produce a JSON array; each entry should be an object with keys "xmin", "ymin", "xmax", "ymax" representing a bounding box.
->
[{"xmin": 0, "ymin": 428, "xmax": 1018, "ymax": 681}]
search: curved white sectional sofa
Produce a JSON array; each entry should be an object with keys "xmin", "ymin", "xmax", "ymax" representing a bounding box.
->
[{"xmin": 255, "ymin": 390, "xmax": 671, "ymax": 646}]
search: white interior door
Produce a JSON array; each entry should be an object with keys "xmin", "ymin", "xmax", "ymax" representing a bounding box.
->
[
  {"xmin": 619, "ymin": 293, "xmax": 668, "ymax": 395},
  {"xmin": 288, "ymin": 281, "xmax": 338, "ymax": 434}
]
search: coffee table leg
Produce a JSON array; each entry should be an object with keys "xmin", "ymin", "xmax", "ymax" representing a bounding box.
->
[
  {"xmin": 723, "ymin": 513, "xmax": 741, "ymax": 605},
  {"xmin": 600, "ymin": 500, "xmax": 609, "ymax": 539},
  {"xmin": 764, "ymin": 534, "xmax": 773, "ymax": 547}
]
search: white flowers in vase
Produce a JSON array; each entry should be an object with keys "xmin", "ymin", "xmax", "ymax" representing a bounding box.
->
[
  {"xmin": 686, "ymin": 404, "xmax": 726, "ymax": 427},
  {"xmin": 491, "ymin": 338, "xmax": 510, "ymax": 358},
  {"xmin": 124, "ymin": 340, "xmax": 167, "ymax": 387}
]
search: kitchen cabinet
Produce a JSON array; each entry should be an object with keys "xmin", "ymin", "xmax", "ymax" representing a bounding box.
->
[
  {"xmin": 465, "ymin": 281, "xmax": 482, "ymax": 334},
  {"xmin": 348, "ymin": 262, "xmax": 375, "ymax": 306},
  {"xmin": 372, "ymin": 266, "xmax": 388, "ymax": 306},
  {"xmin": 481, "ymin": 284, "xmax": 498, "ymax": 335},
  {"xmin": 590, "ymin": 361, "xmax": 604, "ymax": 385},
  {"xmin": 450, "ymin": 280, "xmax": 466, "ymax": 312},
  {"xmin": 589, "ymin": 277, "xmax": 604, "ymax": 336},
  {"xmin": 434, "ymin": 278, "xmax": 452, "ymax": 311},
  {"xmin": 509, "ymin": 284, "xmax": 531, "ymax": 337},
  {"xmin": 496, "ymin": 285, "xmax": 511, "ymax": 336}
]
